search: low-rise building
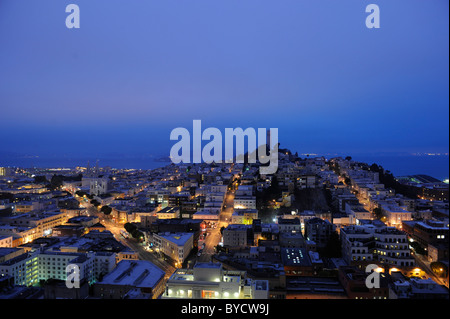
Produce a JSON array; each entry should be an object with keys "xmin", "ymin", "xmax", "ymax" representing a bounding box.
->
[
  {"xmin": 93, "ymin": 260, "xmax": 166, "ymax": 299},
  {"xmin": 304, "ymin": 217, "xmax": 334, "ymax": 249},
  {"xmin": 222, "ymin": 224, "xmax": 250, "ymax": 248},
  {"xmin": 234, "ymin": 196, "xmax": 256, "ymax": 210},
  {"xmin": 231, "ymin": 209, "xmax": 258, "ymax": 225},
  {"xmin": 152, "ymin": 232, "xmax": 193, "ymax": 266},
  {"xmin": 156, "ymin": 206, "xmax": 180, "ymax": 219},
  {"xmin": 402, "ymin": 219, "xmax": 449, "ymax": 249},
  {"xmin": 0, "ymin": 235, "xmax": 13, "ymax": 248},
  {"xmin": 162, "ymin": 262, "xmax": 269, "ymax": 299},
  {"xmin": 341, "ymin": 225, "xmax": 414, "ymax": 268}
]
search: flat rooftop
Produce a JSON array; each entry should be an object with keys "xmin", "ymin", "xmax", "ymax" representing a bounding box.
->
[
  {"xmin": 99, "ymin": 260, "xmax": 165, "ymax": 288},
  {"xmin": 281, "ymin": 248, "xmax": 312, "ymax": 267},
  {"xmin": 0, "ymin": 247, "xmax": 22, "ymax": 258},
  {"xmin": 157, "ymin": 232, "xmax": 193, "ymax": 246},
  {"xmin": 194, "ymin": 262, "xmax": 222, "ymax": 269}
]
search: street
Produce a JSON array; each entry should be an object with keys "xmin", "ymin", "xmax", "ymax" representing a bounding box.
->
[
  {"xmin": 71, "ymin": 179, "xmax": 239, "ymax": 274},
  {"xmin": 413, "ymin": 253, "xmax": 448, "ymax": 288},
  {"xmin": 79, "ymin": 199, "xmax": 176, "ymax": 278},
  {"xmin": 197, "ymin": 185, "xmax": 235, "ymax": 262}
]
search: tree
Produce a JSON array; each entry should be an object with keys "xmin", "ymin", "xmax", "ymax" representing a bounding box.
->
[
  {"xmin": 100, "ymin": 205, "xmax": 112, "ymax": 215},
  {"xmin": 430, "ymin": 262, "xmax": 448, "ymax": 277},
  {"xmin": 124, "ymin": 222, "xmax": 137, "ymax": 234},
  {"xmin": 34, "ymin": 175, "xmax": 48, "ymax": 184},
  {"xmin": 344, "ymin": 177, "xmax": 352, "ymax": 186},
  {"xmin": 410, "ymin": 241, "xmax": 426, "ymax": 255},
  {"xmin": 373, "ymin": 207, "xmax": 383, "ymax": 219},
  {"xmin": 90, "ymin": 199, "xmax": 100, "ymax": 207},
  {"xmin": 75, "ymin": 190, "xmax": 87, "ymax": 197},
  {"xmin": 131, "ymin": 229, "xmax": 144, "ymax": 240}
]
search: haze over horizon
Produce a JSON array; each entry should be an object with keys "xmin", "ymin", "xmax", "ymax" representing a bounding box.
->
[{"xmin": 0, "ymin": 0, "xmax": 448, "ymax": 160}]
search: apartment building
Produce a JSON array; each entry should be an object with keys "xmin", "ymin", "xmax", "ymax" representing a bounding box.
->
[
  {"xmin": 152, "ymin": 232, "xmax": 193, "ymax": 265},
  {"xmin": 231, "ymin": 209, "xmax": 258, "ymax": 225},
  {"xmin": 341, "ymin": 225, "xmax": 414, "ymax": 267},
  {"xmin": 222, "ymin": 224, "xmax": 250, "ymax": 247},
  {"xmin": 304, "ymin": 217, "xmax": 334, "ymax": 248},
  {"xmin": 234, "ymin": 196, "xmax": 256, "ymax": 210}
]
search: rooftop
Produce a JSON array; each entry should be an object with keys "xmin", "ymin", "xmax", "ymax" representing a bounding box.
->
[
  {"xmin": 98, "ymin": 260, "xmax": 165, "ymax": 288},
  {"xmin": 156, "ymin": 232, "xmax": 193, "ymax": 246},
  {"xmin": 194, "ymin": 262, "xmax": 223, "ymax": 269},
  {"xmin": 280, "ymin": 248, "xmax": 312, "ymax": 267}
]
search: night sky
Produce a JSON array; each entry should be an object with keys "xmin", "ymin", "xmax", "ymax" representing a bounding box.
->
[{"xmin": 0, "ymin": 0, "xmax": 448, "ymax": 159}]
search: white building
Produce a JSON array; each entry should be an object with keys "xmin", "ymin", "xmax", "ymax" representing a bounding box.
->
[
  {"xmin": 0, "ymin": 235, "xmax": 13, "ymax": 248},
  {"xmin": 162, "ymin": 262, "xmax": 269, "ymax": 299},
  {"xmin": 381, "ymin": 204, "xmax": 412, "ymax": 228},
  {"xmin": 90, "ymin": 177, "xmax": 109, "ymax": 196},
  {"xmin": 341, "ymin": 225, "xmax": 414, "ymax": 267},
  {"xmin": 234, "ymin": 196, "xmax": 256, "ymax": 210},
  {"xmin": 0, "ymin": 250, "xmax": 116, "ymax": 287},
  {"xmin": 152, "ymin": 232, "xmax": 193, "ymax": 265},
  {"xmin": 231, "ymin": 209, "xmax": 258, "ymax": 225},
  {"xmin": 222, "ymin": 224, "xmax": 249, "ymax": 247}
]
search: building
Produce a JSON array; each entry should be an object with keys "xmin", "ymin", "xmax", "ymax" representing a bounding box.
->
[
  {"xmin": 275, "ymin": 217, "xmax": 300, "ymax": 235},
  {"xmin": 340, "ymin": 225, "xmax": 375, "ymax": 265},
  {"xmin": 43, "ymin": 278, "xmax": 90, "ymax": 299},
  {"xmin": 304, "ymin": 217, "xmax": 334, "ymax": 249},
  {"xmin": 0, "ymin": 236, "xmax": 13, "ymax": 248},
  {"xmin": 0, "ymin": 167, "xmax": 13, "ymax": 177},
  {"xmin": 389, "ymin": 276, "xmax": 449, "ymax": 299},
  {"xmin": 374, "ymin": 227, "xmax": 415, "ymax": 267},
  {"xmin": 381, "ymin": 204, "xmax": 412, "ymax": 229},
  {"xmin": 234, "ymin": 196, "xmax": 256, "ymax": 210},
  {"xmin": 341, "ymin": 225, "xmax": 414, "ymax": 268},
  {"xmin": 281, "ymin": 248, "xmax": 323, "ymax": 277},
  {"xmin": 0, "ymin": 247, "xmax": 117, "ymax": 287},
  {"xmin": 278, "ymin": 232, "xmax": 306, "ymax": 248},
  {"xmin": 0, "ymin": 211, "xmax": 68, "ymax": 238},
  {"xmin": 51, "ymin": 224, "xmax": 86, "ymax": 237},
  {"xmin": 345, "ymin": 204, "xmax": 372, "ymax": 221},
  {"xmin": 0, "ymin": 252, "xmax": 39, "ymax": 286},
  {"xmin": 0, "ymin": 225, "xmax": 40, "ymax": 246},
  {"xmin": 231, "ymin": 209, "xmax": 258, "ymax": 225},
  {"xmin": 90, "ymin": 177, "xmax": 109, "ymax": 196},
  {"xmin": 338, "ymin": 265, "xmax": 390, "ymax": 299},
  {"xmin": 402, "ymin": 219, "xmax": 449, "ymax": 249},
  {"xmin": 427, "ymin": 243, "xmax": 449, "ymax": 263},
  {"xmin": 0, "ymin": 247, "xmax": 24, "ymax": 263},
  {"xmin": 37, "ymin": 251, "xmax": 96, "ymax": 284},
  {"xmin": 162, "ymin": 262, "xmax": 269, "ymax": 299},
  {"xmin": 235, "ymin": 185, "xmax": 254, "ymax": 196},
  {"xmin": 297, "ymin": 175, "xmax": 317, "ymax": 189},
  {"xmin": 14, "ymin": 201, "xmax": 44, "ymax": 214},
  {"xmin": 222, "ymin": 224, "xmax": 250, "ymax": 248},
  {"xmin": 152, "ymin": 232, "xmax": 193, "ymax": 266},
  {"xmin": 93, "ymin": 260, "xmax": 166, "ymax": 299},
  {"xmin": 156, "ymin": 206, "xmax": 180, "ymax": 219},
  {"xmin": 193, "ymin": 210, "xmax": 219, "ymax": 223}
]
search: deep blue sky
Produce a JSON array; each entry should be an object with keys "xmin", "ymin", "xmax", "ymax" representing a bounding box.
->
[{"xmin": 0, "ymin": 0, "xmax": 448, "ymax": 160}]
